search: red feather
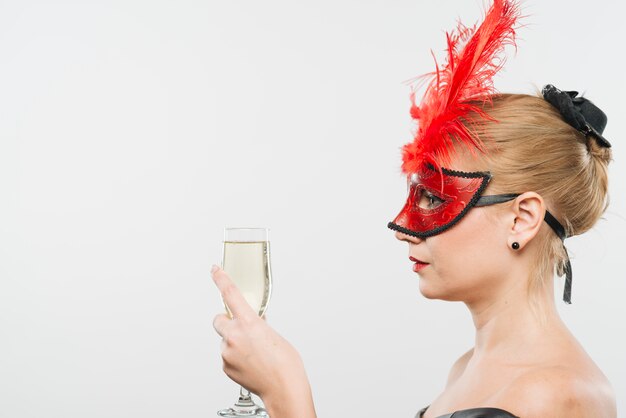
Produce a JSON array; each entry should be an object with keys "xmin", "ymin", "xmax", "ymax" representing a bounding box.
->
[{"xmin": 401, "ymin": 0, "xmax": 521, "ymax": 174}]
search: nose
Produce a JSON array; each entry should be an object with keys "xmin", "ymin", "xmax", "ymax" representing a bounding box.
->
[{"xmin": 394, "ymin": 230, "xmax": 423, "ymax": 244}]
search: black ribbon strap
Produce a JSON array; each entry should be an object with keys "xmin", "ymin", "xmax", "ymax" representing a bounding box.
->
[
  {"xmin": 543, "ymin": 210, "xmax": 571, "ymax": 303},
  {"xmin": 474, "ymin": 193, "xmax": 520, "ymax": 207},
  {"xmin": 562, "ymin": 245, "xmax": 573, "ymax": 304},
  {"xmin": 543, "ymin": 209, "xmax": 567, "ymax": 241}
]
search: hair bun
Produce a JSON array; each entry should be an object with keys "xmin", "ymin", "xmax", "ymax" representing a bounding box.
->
[{"xmin": 542, "ymin": 84, "xmax": 611, "ymax": 148}]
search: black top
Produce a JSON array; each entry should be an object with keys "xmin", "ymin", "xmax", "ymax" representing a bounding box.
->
[{"xmin": 416, "ymin": 406, "xmax": 518, "ymax": 418}]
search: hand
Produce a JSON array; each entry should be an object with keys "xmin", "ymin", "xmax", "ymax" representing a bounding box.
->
[{"xmin": 211, "ymin": 266, "xmax": 316, "ymax": 417}]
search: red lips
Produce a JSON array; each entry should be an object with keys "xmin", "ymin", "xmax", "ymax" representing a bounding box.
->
[{"xmin": 410, "ymin": 256, "xmax": 429, "ymax": 272}]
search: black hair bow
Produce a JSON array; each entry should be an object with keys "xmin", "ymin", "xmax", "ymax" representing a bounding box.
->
[{"xmin": 542, "ymin": 84, "xmax": 611, "ymax": 148}]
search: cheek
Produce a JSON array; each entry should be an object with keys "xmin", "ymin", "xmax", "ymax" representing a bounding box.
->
[
  {"xmin": 445, "ymin": 235, "xmax": 497, "ymax": 279},
  {"xmin": 424, "ymin": 210, "xmax": 506, "ymax": 296}
]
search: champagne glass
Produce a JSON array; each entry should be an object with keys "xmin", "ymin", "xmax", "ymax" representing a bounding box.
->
[{"xmin": 218, "ymin": 227, "xmax": 272, "ymax": 418}]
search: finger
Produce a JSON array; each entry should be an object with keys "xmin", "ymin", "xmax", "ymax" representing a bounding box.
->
[
  {"xmin": 211, "ymin": 265, "xmax": 256, "ymax": 319},
  {"xmin": 213, "ymin": 313, "xmax": 231, "ymax": 338}
]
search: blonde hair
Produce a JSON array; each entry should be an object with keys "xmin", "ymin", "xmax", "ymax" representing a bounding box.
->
[{"xmin": 471, "ymin": 93, "xmax": 611, "ymax": 305}]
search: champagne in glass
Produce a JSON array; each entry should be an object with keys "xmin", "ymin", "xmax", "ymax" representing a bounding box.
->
[
  {"xmin": 218, "ymin": 227, "xmax": 272, "ymax": 418},
  {"xmin": 222, "ymin": 240, "xmax": 271, "ymax": 317}
]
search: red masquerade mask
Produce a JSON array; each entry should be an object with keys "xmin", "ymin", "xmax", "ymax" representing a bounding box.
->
[
  {"xmin": 388, "ymin": 163, "xmax": 526, "ymax": 238},
  {"xmin": 388, "ymin": 164, "xmax": 490, "ymax": 238}
]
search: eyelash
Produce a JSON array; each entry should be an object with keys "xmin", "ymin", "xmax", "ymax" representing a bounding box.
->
[{"xmin": 421, "ymin": 190, "xmax": 445, "ymax": 209}]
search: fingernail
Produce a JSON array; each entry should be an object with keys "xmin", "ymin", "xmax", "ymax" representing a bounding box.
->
[{"xmin": 211, "ymin": 265, "xmax": 220, "ymax": 274}]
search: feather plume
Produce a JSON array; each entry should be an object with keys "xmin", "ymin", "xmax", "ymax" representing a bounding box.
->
[{"xmin": 401, "ymin": 0, "xmax": 521, "ymax": 174}]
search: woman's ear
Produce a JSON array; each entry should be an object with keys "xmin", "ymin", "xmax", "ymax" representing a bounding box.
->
[{"xmin": 508, "ymin": 192, "xmax": 545, "ymax": 250}]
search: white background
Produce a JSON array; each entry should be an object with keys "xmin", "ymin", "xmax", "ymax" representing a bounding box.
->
[{"xmin": 1, "ymin": 0, "xmax": 624, "ymax": 417}]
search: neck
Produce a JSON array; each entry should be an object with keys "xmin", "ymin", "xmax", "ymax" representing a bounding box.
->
[{"xmin": 466, "ymin": 277, "xmax": 563, "ymax": 354}]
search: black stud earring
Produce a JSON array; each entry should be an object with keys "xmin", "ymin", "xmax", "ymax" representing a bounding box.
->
[{"xmin": 512, "ymin": 242, "xmax": 520, "ymax": 250}]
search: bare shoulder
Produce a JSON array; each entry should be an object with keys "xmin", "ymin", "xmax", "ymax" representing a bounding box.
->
[
  {"xmin": 497, "ymin": 366, "xmax": 616, "ymax": 418},
  {"xmin": 445, "ymin": 348, "xmax": 473, "ymax": 387}
]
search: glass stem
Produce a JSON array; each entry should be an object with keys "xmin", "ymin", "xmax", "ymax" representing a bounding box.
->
[{"xmin": 235, "ymin": 386, "xmax": 255, "ymax": 407}]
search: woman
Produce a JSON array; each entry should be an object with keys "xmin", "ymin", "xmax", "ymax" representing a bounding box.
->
[{"xmin": 212, "ymin": 0, "xmax": 616, "ymax": 416}]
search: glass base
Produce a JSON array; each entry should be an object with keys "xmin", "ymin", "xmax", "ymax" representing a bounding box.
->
[
  {"xmin": 218, "ymin": 393, "xmax": 268, "ymax": 417},
  {"xmin": 217, "ymin": 407, "xmax": 268, "ymax": 417}
]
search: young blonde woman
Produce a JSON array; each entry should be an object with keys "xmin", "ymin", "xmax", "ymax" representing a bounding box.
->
[{"xmin": 212, "ymin": 1, "xmax": 616, "ymax": 417}]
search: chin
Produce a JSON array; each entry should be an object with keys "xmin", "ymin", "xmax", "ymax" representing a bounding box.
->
[
  {"xmin": 419, "ymin": 280, "xmax": 464, "ymax": 302},
  {"xmin": 419, "ymin": 280, "xmax": 445, "ymax": 300}
]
